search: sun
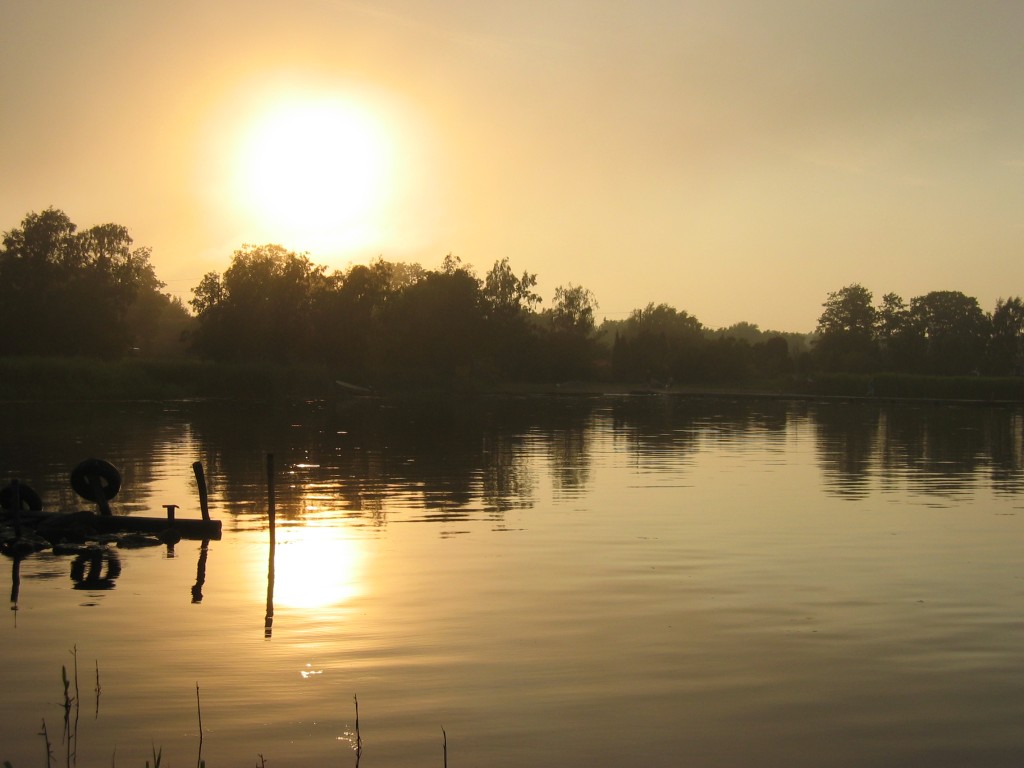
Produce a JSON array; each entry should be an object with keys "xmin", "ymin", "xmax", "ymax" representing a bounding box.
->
[{"xmin": 234, "ymin": 95, "xmax": 395, "ymax": 254}]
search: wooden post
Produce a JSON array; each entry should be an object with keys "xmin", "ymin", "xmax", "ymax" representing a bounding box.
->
[
  {"xmin": 164, "ymin": 504, "xmax": 178, "ymax": 521},
  {"xmin": 10, "ymin": 479, "xmax": 22, "ymax": 538},
  {"xmin": 265, "ymin": 453, "xmax": 276, "ymax": 638},
  {"xmin": 10, "ymin": 556, "xmax": 21, "ymax": 612},
  {"xmin": 89, "ymin": 473, "xmax": 113, "ymax": 516},
  {"xmin": 192, "ymin": 462, "xmax": 211, "ymax": 521}
]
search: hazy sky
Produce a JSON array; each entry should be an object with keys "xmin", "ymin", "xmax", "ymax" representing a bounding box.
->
[{"xmin": 2, "ymin": 1, "xmax": 1022, "ymax": 331}]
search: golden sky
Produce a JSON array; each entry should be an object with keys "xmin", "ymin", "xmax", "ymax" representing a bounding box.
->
[{"xmin": 2, "ymin": 1, "xmax": 1022, "ymax": 331}]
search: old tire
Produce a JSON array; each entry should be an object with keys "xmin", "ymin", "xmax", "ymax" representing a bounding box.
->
[
  {"xmin": 70, "ymin": 459, "xmax": 122, "ymax": 502},
  {"xmin": 0, "ymin": 482, "xmax": 43, "ymax": 512}
]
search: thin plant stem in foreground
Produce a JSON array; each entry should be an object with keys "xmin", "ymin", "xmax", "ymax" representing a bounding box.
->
[
  {"xmin": 39, "ymin": 719, "xmax": 54, "ymax": 768},
  {"xmin": 196, "ymin": 683, "xmax": 204, "ymax": 768}
]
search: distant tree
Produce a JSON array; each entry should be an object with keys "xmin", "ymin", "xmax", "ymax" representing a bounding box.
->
[
  {"xmin": 989, "ymin": 297, "xmax": 1024, "ymax": 375},
  {"xmin": 313, "ymin": 260, "xmax": 396, "ymax": 377},
  {"xmin": 612, "ymin": 302, "xmax": 704, "ymax": 382},
  {"xmin": 189, "ymin": 244, "xmax": 327, "ymax": 361},
  {"xmin": 696, "ymin": 336, "xmax": 753, "ymax": 382},
  {"xmin": 817, "ymin": 284, "xmax": 877, "ymax": 336},
  {"xmin": 382, "ymin": 258, "xmax": 485, "ymax": 382},
  {"xmin": 126, "ymin": 290, "xmax": 194, "ymax": 357},
  {"xmin": 908, "ymin": 290, "xmax": 989, "ymax": 375},
  {"xmin": 874, "ymin": 292, "xmax": 921, "ymax": 371},
  {"xmin": 708, "ymin": 321, "xmax": 763, "ymax": 344},
  {"xmin": 550, "ymin": 284, "xmax": 597, "ymax": 335},
  {"xmin": 0, "ymin": 208, "xmax": 163, "ymax": 357},
  {"xmin": 752, "ymin": 335, "xmax": 792, "ymax": 378},
  {"xmin": 813, "ymin": 284, "xmax": 878, "ymax": 372},
  {"xmin": 483, "ymin": 258, "xmax": 541, "ymax": 317},
  {"xmin": 534, "ymin": 284, "xmax": 599, "ymax": 380},
  {"xmin": 480, "ymin": 258, "xmax": 542, "ymax": 379}
]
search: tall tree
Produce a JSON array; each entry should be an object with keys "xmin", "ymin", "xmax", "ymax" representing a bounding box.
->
[
  {"xmin": 875, "ymin": 292, "xmax": 921, "ymax": 371},
  {"xmin": 551, "ymin": 284, "xmax": 597, "ymax": 335},
  {"xmin": 189, "ymin": 244, "xmax": 327, "ymax": 361},
  {"xmin": 381, "ymin": 257, "xmax": 485, "ymax": 382},
  {"xmin": 0, "ymin": 208, "xmax": 163, "ymax": 356},
  {"xmin": 483, "ymin": 258, "xmax": 541, "ymax": 317},
  {"xmin": 989, "ymin": 297, "xmax": 1024, "ymax": 375},
  {"xmin": 481, "ymin": 258, "xmax": 542, "ymax": 379},
  {"xmin": 612, "ymin": 303, "xmax": 704, "ymax": 382},
  {"xmin": 908, "ymin": 290, "xmax": 989, "ymax": 375},
  {"xmin": 540, "ymin": 284, "xmax": 600, "ymax": 380},
  {"xmin": 814, "ymin": 284, "xmax": 878, "ymax": 372}
]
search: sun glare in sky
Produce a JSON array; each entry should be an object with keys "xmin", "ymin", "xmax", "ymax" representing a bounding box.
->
[{"xmin": 232, "ymin": 94, "xmax": 396, "ymax": 256}]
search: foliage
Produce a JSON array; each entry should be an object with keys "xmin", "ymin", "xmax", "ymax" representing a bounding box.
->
[
  {"xmin": 483, "ymin": 257, "xmax": 541, "ymax": 317},
  {"xmin": 907, "ymin": 290, "xmax": 989, "ymax": 375},
  {"xmin": 989, "ymin": 297, "xmax": 1024, "ymax": 376},
  {"xmin": 2, "ymin": 208, "xmax": 1023, "ymax": 393},
  {"xmin": 813, "ymin": 284, "xmax": 878, "ymax": 373},
  {"xmin": 0, "ymin": 209, "xmax": 184, "ymax": 357},
  {"xmin": 550, "ymin": 283, "xmax": 598, "ymax": 335},
  {"xmin": 190, "ymin": 244, "xmax": 328, "ymax": 362},
  {"xmin": 812, "ymin": 283, "xmax": 1015, "ymax": 378}
]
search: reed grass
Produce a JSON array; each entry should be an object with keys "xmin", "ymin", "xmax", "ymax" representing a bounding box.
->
[{"xmin": 5, "ymin": 664, "xmax": 447, "ymax": 768}]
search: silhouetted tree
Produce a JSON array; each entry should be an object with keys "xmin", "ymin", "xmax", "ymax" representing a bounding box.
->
[
  {"xmin": 752, "ymin": 336, "xmax": 792, "ymax": 378},
  {"xmin": 0, "ymin": 208, "xmax": 164, "ymax": 357},
  {"xmin": 907, "ymin": 291, "xmax": 989, "ymax": 375},
  {"xmin": 989, "ymin": 297, "xmax": 1024, "ymax": 375},
  {"xmin": 612, "ymin": 302, "xmax": 704, "ymax": 382},
  {"xmin": 874, "ymin": 292, "xmax": 920, "ymax": 371},
  {"xmin": 382, "ymin": 258, "xmax": 486, "ymax": 383},
  {"xmin": 537, "ymin": 284, "xmax": 599, "ymax": 380},
  {"xmin": 814, "ymin": 284, "xmax": 878, "ymax": 372},
  {"xmin": 313, "ymin": 259, "xmax": 406, "ymax": 379},
  {"xmin": 481, "ymin": 258, "xmax": 542, "ymax": 379},
  {"xmin": 483, "ymin": 258, "xmax": 541, "ymax": 317},
  {"xmin": 550, "ymin": 284, "xmax": 597, "ymax": 334},
  {"xmin": 189, "ymin": 244, "xmax": 327, "ymax": 361}
]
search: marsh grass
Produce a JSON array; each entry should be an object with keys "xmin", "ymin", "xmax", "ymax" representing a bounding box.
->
[
  {"xmin": 6, "ymin": 660, "xmax": 434, "ymax": 768},
  {"xmin": 808, "ymin": 372, "xmax": 1024, "ymax": 400},
  {"xmin": 0, "ymin": 358, "xmax": 336, "ymax": 401},
  {"xmin": 1, "ymin": 355, "xmax": 1021, "ymax": 403}
]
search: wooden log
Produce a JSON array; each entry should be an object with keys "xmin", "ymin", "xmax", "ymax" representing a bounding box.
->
[
  {"xmin": 84, "ymin": 513, "xmax": 222, "ymax": 539},
  {"xmin": 1, "ymin": 510, "xmax": 221, "ymax": 540}
]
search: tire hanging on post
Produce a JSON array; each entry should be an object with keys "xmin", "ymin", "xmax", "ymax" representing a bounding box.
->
[{"xmin": 70, "ymin": 458, "xmax": 122, "ymax": 516}]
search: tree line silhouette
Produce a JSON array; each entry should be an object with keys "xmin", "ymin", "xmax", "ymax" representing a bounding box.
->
[{"xmin": 2, "ymin": 208, "xmax": 1022, "ymax": 386}]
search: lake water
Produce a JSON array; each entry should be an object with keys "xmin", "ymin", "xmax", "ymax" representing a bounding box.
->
[{"xmin": 2, "ymin": 395, "xmax": 1023, "ymax": 767}]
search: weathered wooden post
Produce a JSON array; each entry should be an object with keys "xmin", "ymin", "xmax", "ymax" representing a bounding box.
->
[
  {"xmin": 192, "ymin": 462, "xmax": 210, "ymax": 521},
  {"xmin": 9, "ymin": 478, "xmax": 22, "ymax": 539},
  {"xmin": 10, "ymin": 555, "xmax": 21, "ymax": 613},
  {"xmin": 265, "ymin": 453, "xmax": 276, "ymax": 638},
  {"xmin": 88, "ymin": 473, "xmax": 113, "ymax": 516}
]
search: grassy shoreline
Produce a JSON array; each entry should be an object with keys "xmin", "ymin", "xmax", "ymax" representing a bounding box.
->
[{"xmin": 0, "ymin": 357, "xmax": 1022, "ymax": 404}]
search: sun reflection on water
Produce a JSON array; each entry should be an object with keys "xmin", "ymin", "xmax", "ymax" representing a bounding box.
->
[{"xmin": 271, "ymin": 524, "xmax": 365, "ymax": 610}]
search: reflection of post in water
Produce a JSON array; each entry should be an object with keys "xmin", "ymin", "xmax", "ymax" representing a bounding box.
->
[
  {"xmin": 192, "ymin": 539, "xmax": 210, "ymax": 603},
  {"xmin": 10, "ymin": 556, "xmax": 22, "ymax": 618},
  {"xmin": 265, "ymin": 453, "xmax": 276, "ymax": 639},
  {"xmin": 70, "ymin": 548, "xmax": 122, "ymax": 590}
]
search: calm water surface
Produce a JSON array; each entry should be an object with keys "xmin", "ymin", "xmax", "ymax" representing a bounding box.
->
[{"xmin": 2, "ymin": 396, "xmax": 1023, "ymax": 767}]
